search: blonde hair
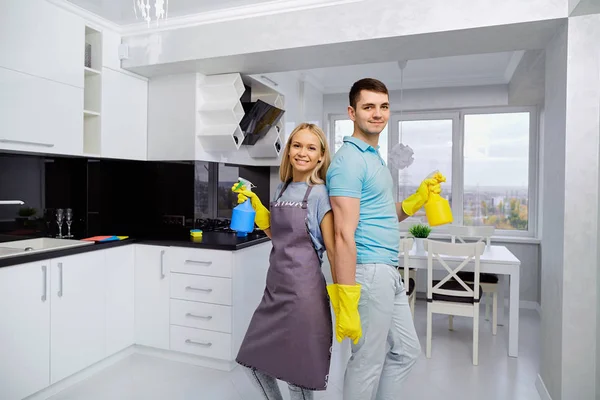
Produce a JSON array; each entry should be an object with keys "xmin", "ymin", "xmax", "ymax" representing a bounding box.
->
[{"xmin": 279, "ymin": 123, "xmax": 331, "ymax": 185}]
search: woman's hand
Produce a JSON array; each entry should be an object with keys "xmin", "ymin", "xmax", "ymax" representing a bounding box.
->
[{"xmin": 231, "ymin": 184, "xmax": 271, "ymax": 231}]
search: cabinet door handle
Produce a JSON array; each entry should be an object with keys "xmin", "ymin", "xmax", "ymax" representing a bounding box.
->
[
  {"xmin": 0, "ymin": 138, "xmax": 54, "ymax": 147},
  {"xmin": 185, "ymin": 339, "xmax": 212, "ymax": 347},
  {"xmin": 57, "ymin": 262, "xmax": 63, "ymax": 297},
  {"xmin": 184, "ymin": 260, "xmax": 212, "ymax": 266},
  {"xmin": 185, "ymin": 286, "xmax": 213, "ymax": 293},
  {"xmin": 185, "ymin": 313, "xmax": 213, "ymax": 320},
  {"xmin": 160, "ymin": 250, "xmax": 165, "ymax": 279},
  {"xmin": 41, "ymin": 265, "xmax": 47, "ymax": 302}
]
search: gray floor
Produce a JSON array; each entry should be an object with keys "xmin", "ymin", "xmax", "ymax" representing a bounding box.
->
[{"xmin": 49, "ymin": 303, "xmax": 541, "ymax": 400}]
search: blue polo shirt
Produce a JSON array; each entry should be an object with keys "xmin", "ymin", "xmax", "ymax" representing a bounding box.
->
[{"xmin": 326, "ymin": 136, "xmax": 399, "ymax": 265}]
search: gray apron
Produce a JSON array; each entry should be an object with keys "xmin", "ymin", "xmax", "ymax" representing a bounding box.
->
[{"xmin": 236, "ymin": 183, "xmax": 332, "ymax": 390}]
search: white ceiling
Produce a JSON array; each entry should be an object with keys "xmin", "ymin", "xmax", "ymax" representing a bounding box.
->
[
  {"xmin": 296, "ymin": 52, "xmax": 522, "ymax": 94},
  {"xmin": 66, "ymin": 0, "xmax": 277, "ymax": 25}
]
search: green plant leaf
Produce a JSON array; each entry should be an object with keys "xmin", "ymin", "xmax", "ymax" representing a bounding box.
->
[{"xmin": 408, "ymin": 223, "xmax": 432, "ymax": 238}]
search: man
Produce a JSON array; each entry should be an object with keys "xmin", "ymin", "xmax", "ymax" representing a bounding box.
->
[{"xmin": 326, "ymin": 78, "xmax": 444, "ymax": 400}]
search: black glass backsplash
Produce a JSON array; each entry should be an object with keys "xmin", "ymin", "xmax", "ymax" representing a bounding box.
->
[{"xmin": 0, "ymin": 152, "xmax": 270, "ymax": 239}]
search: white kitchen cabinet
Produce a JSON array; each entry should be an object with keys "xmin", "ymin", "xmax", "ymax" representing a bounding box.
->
[
  {"xmin": 102, "ymin": 29, "xmax": 123, "ymax": 71},
  {"xmin": 0, "ymin": 261, "xmax": 50, "ymax": 400},
  {"xmin": 0, "ymin": 67, "xmax": 83, "ymax": 156},
  {"xmin": 163, "ymin": 243, "xmax": 272, "ymax": 370},
  {"xmin": 135, "ymin": 245, "xmax": 170, "ymax": 350},
  {"xmin": 50, "ymin": 252, "xmax": 106, "ymax": 384},
  {"xmin": 105, "ymin": 246, "xmax": 135, "ymax": 356},
  {"xmin": 101, "ymin": 68, "xmax": 148, "ymax": 160},
  {"xmin": 0, "ymin": 0, "xmax": 84, "ymax": 88}
]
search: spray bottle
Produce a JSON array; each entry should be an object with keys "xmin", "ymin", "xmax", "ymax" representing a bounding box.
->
[
  {"xmin": 230, "ymin": 177, "xmax": 256, "ymax": 237},
  {"xmin": 424, "ymin": 180, "xmax": 453, "ymax": 226}
]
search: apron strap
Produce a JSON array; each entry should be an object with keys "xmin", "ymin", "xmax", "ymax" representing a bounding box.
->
[
  {"xmin": 302, "ymin": 185, "xmax": 313, "ymax": 209},
  {"xmin": 276, "ymin": 180, "xmax": 292, "ymax": 201}
]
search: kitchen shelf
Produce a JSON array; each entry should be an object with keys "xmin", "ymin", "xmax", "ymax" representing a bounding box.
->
[
  {"xmin": 83, "ymin": 24, "xmax": 103, "ymax": 156},
  {"xmin": 197, "ymin": 124, "xmax": 244, "ymax": 152}
]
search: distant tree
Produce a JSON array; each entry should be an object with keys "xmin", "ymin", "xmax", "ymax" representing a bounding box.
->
[{"xmin": 507, "ymin": 198, "xmax": 527, "ymax": 230}]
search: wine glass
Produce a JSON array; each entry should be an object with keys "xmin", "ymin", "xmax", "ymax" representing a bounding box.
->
[
  {"xmin": 56, "ymin": 209, "xmax": 64, "ymax": 238},
  {"xmin": 65, "ymin": 208, "xmax": 73, "ymax": 238}
]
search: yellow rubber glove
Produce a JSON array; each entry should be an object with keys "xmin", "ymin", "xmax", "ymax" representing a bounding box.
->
[
  {"xmin": 231, "ymin": 184, "xmax": 271, "ymax": 230},
  {"xmin": 330, "ymin": 284, "xmax": 362, "ymax": 344},
  {"xmin": 327, "ymin": 284, "xmax": 340, "ymax": 316},
  {"xmin": 401, "ymin": 171, "xmax": 445, "ymax": 216}
]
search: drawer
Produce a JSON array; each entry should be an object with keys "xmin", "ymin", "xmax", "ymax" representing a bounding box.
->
[
  {"xmin": 170, "ymin": 299, "xmax": 232, "ymax": 333},
  {"xmin": 170, "ymin": 325, "xmax": 232, "ymax": 360},
  {"xmin": 166, "ymin": 247, "xmax": 233, "ymax": 278},
  {"xmin": 170, "ymin": 273, "xmax": 232, "ymax": 306}
]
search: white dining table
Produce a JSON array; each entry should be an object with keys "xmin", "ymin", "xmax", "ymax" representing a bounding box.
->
[{"xmin": 407, "ymin": 245, "xmax": 521, "ymax": 357}]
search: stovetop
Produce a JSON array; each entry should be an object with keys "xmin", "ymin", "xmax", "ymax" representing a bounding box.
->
[{"xmin": 195, "ymin": 218, "xmax": 235, "ymax": 233}]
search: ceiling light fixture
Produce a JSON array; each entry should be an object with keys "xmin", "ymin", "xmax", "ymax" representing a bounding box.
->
[
  {"xmin": 389, "ymin": 60, "xmax": 415, "ymax": 171},
  {"xmin": 133, "ymin": 0, "xmax": 169, "ymax": 27}
]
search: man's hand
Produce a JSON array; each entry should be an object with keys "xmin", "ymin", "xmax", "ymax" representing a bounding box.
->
[
  {"xmin": 328, "ymin": 283, "xmax": 362, "ymax": 344},
  {"xmin": 329, "ymin": 196, "xmax": 362, "ymax": 343},
  {"xmin": 401, "ymin": 171, "xmax": 446, "ymax": 216},
  {"xmin": 231, "ymin": 184, "xmax": 270, "ymax": 230}
]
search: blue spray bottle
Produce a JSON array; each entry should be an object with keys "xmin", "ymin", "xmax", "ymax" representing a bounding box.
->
[{"xmin": 230, "ymin": 178, "xmax": 256, "ymax": 237}]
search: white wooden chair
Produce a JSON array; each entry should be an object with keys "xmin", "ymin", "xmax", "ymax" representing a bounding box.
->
[
  {"xmin": 399, "ymin": 238, "xmax": 416, "ymax": 318},
  {"xmin": 425, "ymin": 239, "xmax": 486, "ymax": 365},
  {"xmin": 447, "ymin": 225, "xmax": 498, "ymax": 335}
]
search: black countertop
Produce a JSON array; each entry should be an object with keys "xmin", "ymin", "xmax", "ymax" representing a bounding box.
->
[
  {"xmin": 0, "ymin": 232, "xmax": 270, "ymax": 268},
  {"xmin": 136, "ymin": 231, "xmax": 271, "ymax": 250}
]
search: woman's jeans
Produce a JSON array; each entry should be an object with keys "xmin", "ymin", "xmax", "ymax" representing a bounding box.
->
[{"xmin": 245, "ymin": 367, "xmax": 314, "ymax": 400}]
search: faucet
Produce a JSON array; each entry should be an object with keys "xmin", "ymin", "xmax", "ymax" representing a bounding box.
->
[{"xmin": 0, "ymin": 200, "xmax": 25, "ymax": 205}]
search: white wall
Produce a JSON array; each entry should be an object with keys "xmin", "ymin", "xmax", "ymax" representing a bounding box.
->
[
  {"xmin": 560, "ymin": 13, "xmax": 600, "ymax": 400},
  {"xmin": 302, "ymin": 80, "xmax": 325, "ymax": 128},
  {"xmin": 508, "ymin": 49, "xmax": 546, "ymax": 106},
  {"xmin": 597, "ymin": 95, "xmax": 600, "ymax": 399},
  {"xmin": 540, "ymin": 14, "xmax": 600, "ymax": 400},
  {"xmin": 540, "ymin": 23, "xmax": 567, "ymax": 399}
]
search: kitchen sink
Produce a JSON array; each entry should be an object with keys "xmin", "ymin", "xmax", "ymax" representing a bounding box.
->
[{"xmin": 0, "ymin": 238, "xmax": 93, "ymax": 260}]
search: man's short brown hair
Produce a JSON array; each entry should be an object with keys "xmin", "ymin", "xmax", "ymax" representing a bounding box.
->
[{"xmin": 349, "ymin": 78, "xmax": 389, "ymax": 109}]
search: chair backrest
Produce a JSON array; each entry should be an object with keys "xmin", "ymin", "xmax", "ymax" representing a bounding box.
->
[
  {"xmin": 425, "ymin": 239, "xmax": 486, "ymax": 302},
  {"xmin": 399, "ymin": 238, "xmax": 414, "ymax": 283},
  {"xmin": 448, "ymin": 225, "xmax": 495, "ymax": 247}
]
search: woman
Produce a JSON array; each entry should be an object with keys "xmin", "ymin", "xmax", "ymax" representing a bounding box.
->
[{"xmin": 233, "ymin": 123, "xmax": 336, "ymax": 400}]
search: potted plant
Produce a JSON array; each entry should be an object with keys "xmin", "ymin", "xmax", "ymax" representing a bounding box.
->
[
  {"xmin": 408, "ymin": 223, "xmax": 432, "ymax": 254},
  {"xmin": 15, "ymin": 206, "xmax": 37, "ymax": 227}
]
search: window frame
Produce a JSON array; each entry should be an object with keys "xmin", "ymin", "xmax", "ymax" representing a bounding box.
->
[
  {"xmin": 328, "ymin": 113, "xmax": 352, "ymax": 155},
  {"xmin": 459, "ymin": 106, "xmax": 539, "ymax": 238},
  {"xmin": 328, "ymin": 106, "xmax": 539, "ymax": 238},
  {"xmin": 389, "ymin": 111, "xmax": 461, "ymax": 234}
]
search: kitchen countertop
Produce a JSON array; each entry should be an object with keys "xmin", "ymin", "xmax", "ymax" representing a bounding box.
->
[
  {"xmin": 136, "ymin": 231, "xmax": 270, "ymax": 250},
  {"xmin": 0, "ymin": 232, "xmax": 270, "ymax": 268}
]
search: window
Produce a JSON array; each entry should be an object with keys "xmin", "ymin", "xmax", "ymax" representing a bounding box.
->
[
  {"xmin": 390, "ymin": 113, "xmax": 457, "ymax": 226},
  {"xmin": 329, "ymin": 106, "xmax": 538, "ymax": 237},
  {"xmin": 463, "ymin": 112, "xmax": 531, "ymax": 231}
]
